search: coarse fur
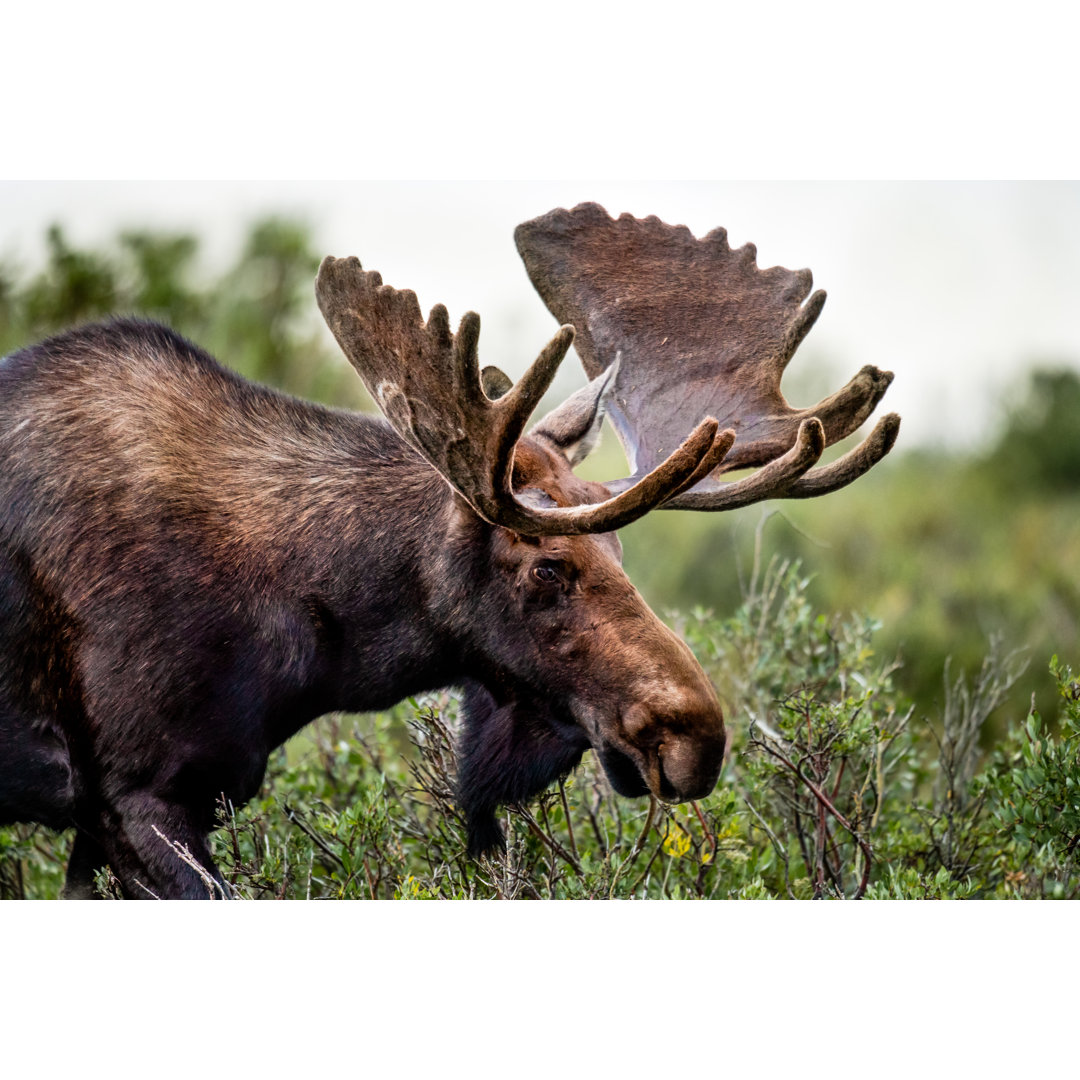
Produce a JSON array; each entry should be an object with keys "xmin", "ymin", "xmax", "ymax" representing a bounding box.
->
[{"xmin": 0, "ymin": 319, "xmax": 725, "ymax": 897}]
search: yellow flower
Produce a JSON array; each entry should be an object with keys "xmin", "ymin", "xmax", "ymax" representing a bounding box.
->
[{"xmin": 663, "ymin": 824, "xmax": 692, "ymax": 858}]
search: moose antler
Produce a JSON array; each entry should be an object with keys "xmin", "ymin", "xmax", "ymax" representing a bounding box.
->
[
  {"xmin": 316, "ymin": 256, "xmax": 731, "ymax": 536},
  {"xmin": 514, "ymin": 203, "xmax": 900, "ymax": 508}
]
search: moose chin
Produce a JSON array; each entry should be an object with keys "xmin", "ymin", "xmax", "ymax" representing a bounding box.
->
[{"xmin": 0, "ymin": 202, "xmax": 898, "ymax": 898}]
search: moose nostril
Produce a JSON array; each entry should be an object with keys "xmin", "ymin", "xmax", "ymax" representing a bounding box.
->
[
  {"xmin": 654, "ymin": 748, "xmax": 681, "ymax": 802},
  {"xmin": 656, "ymin": 733, "xmax": 724, "ymax": 802}
]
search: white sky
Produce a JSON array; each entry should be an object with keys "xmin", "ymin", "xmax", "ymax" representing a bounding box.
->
[{"xmin": 2, "ymin": 179, "xmax": 1078, "ymax": 450}]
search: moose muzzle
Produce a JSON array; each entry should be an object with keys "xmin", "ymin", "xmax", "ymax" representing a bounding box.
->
[{"xmin": 592, "ymin": 690, "xmax": 727, "ymax": 804}]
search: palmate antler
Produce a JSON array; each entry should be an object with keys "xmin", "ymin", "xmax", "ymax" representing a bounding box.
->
[
  {"xmin": 317, "ymin": 205, "xmax": 898, "ymax": 535},
  {"xmin": 515, "ymin": 203, "xmax": 900, "ymax": 509},
  {"xmin": 316, "ymin": 256, "xmax": 731, "ymax": 536}
]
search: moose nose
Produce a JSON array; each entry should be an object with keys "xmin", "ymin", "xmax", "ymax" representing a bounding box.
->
[{"xmin": 656, "ymin": 729, "xmax": 726, "ymax": 802}]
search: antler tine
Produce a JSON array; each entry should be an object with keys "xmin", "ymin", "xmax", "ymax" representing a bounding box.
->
[
  {"xmin": 784, "ymin": 412, "xmax": 901, "ymax": 499},
  {"xmin": 315, "ymin": 255, "xmax": 724, "ymax": 537},
  {"xmin": 493, "ymin": 324, "xmax": 577, "ymax": 462},
  {"xmin": 663, "ymin": 418, "xmax": 825, "ymax": 511},
  {"xmin": 779, "ymin": 288, "xmax": 827, "ymax": 373},
  {"xmin": 667, "ymin": 427, "xmax": 738, "ymax": 500},
  {"xmin": 660, "ymin": 413, "xmax": 901, "ymax": 510},
  {"xmin": 486, "ymin": 419, "xmax": 726, "ymax": 537},
  {"xmin": 451, "ymin": 309, "xmax": 484, "ymax": 404}
]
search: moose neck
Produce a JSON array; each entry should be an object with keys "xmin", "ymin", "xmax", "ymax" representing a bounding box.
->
[{"xmin": 232, "ymin": 413, "xmax": 470, "ymax": 725}]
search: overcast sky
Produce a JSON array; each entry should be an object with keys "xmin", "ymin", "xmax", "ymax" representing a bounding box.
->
[{"xmin": 3, "ymin": 179, "xmax": 1077, "ymax": 451}]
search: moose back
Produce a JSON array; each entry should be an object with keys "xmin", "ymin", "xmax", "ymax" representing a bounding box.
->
[{"xmin": 0, "ymin": 204, "xmax": 898, "ymax": 897}]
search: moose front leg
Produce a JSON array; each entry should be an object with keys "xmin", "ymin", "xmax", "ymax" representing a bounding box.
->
[
  {"xmin": 98, "ymin": 793, "xmax": 227, "ymax": 900},
  {"xmin": 62, "ymin": 830, "xmax": 110, "ymax": 899}
]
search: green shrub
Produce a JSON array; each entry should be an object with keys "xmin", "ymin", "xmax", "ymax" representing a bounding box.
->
[{"xmin": 974, "ymin": 657, "xmax": 1080, "ymax": 898}]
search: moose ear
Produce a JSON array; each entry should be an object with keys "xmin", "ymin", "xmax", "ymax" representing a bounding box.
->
[{"xmin": 529, "ymin": 355, "xmax": 620, "ymax": 467}]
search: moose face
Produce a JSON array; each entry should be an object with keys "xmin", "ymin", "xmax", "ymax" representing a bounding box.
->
[{"xmin": 447, "ymin": 435, "xmax": 726, "ymax": 833}]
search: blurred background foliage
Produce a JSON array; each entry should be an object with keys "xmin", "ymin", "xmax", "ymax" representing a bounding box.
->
[
  {"xmin": 0, "ymin": 218, "xmax": 369, "ymax": 409},
  {"xmin": 1, "ymin": 218, "xmax": 1078, "ymax": 898}
]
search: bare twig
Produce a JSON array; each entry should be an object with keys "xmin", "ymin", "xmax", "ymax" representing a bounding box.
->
[
  {"xmin": 517, "ymin": 805, "xmax": 583, "ymax": 877},
  {"xmin": 283, "ymin": 801, "xmax": 346, "ymax": 869},
  {"xmin": 756, "ymin": 743, "xmax": 873, "ymax": 898},
  {"xmin": 150, "ymin": 825, "xmax": 234, "ymax": 900},
  {"xmin": 609, "ymin": 797, "xmax": 657, "ymax": 897},
  {"xmin": 743, "ymin": 795, "xmax": 793, "ymax": 898},
  {"xmin": 559, "ymin": 779, "xmax": 579, "ymax": 863}
]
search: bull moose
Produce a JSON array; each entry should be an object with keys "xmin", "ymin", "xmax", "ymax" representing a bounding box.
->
[{"xmin": 0, "ymin": 203, "xmax": 899, "ymax": 898}]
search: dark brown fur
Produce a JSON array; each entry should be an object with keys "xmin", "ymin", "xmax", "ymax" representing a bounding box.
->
[{"xmin": 0, "ymin": 320, "xmax": 725, "ymax": 897}]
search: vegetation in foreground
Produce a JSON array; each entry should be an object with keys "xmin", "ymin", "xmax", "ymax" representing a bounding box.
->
[{"xmin": 4, "ymin": 563, "xmax": 1078, "ymax": 899}]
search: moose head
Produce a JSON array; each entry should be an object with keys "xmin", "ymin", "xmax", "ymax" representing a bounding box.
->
[{"xmin": 316, "ymin": 202, "xmax": 899, "ymax": 853}]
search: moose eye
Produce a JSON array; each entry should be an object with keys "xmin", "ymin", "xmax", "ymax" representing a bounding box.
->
[{"xmin": 531, "ymin": 564, "xmax": 559, "ymax": 584}]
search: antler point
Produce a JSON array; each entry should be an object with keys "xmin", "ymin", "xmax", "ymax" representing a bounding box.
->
[
  {"xmin": 800, "ymin": 417, "xmax": 827, "ymax": 456},
  {"xmin": 879, "ymin": 412, "xmax": 902, "ymax": 449}
]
